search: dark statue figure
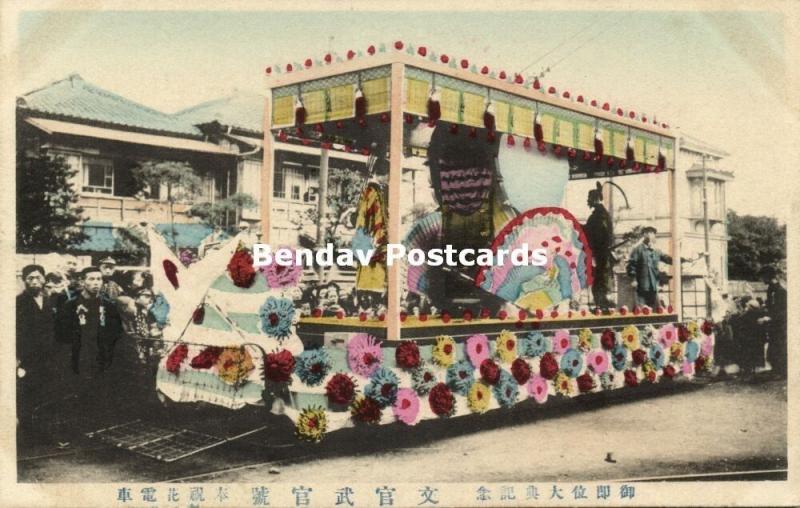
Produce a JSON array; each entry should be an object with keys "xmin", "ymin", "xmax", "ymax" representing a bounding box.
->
[{"xmin": 583, "ymin": 182, "xmax": 614, "ymax": 309}]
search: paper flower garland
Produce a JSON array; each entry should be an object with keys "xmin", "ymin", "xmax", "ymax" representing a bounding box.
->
[
  {"xmin": 670, "ymin": 341, "xmax": 684, "ymax": 362},
  {"xmin": 539, "ymin": 352, "xmax": 559, "ymax": 380},
  {"xmin": 493, "ymin": 371, "xmax": 519, "ymax": 407},
  {"xmin": 586, "ymin": 350, "xmax": 609, "ymax": 374},
  {"xmin": 325, "ymin": 373, "xmax": 357, "ymax": 406},
  {"xmin": 600, "ymin": 329, "xmax": 617, "ymax": 350},
  {"xmin": 578, "ymin": 328, "xmax": 593, "ymax": 352},
  {"xmin": 466, "ymin": 334, "xmax": 490, "ymax": 367},
  {"xmin": 599, "ymin": 372, "xmax": 615, "ymax": 390},
  {"xmin": 350, "ymin": 395, "xmax": 382, "ymax": 424},
  {"xmin": 662, "ymin": 364, "xmax": 677, "ymax": 378},
  {"xmin": 701, "ymin": 320, "xmax": 714, "ymax": 336},
  {"xmin": 295, "ymin": 406, "xmax": 327, "ymax": 442},
  {"xmin": 216, "ymin": 347, "xmax": 255, "ymax": 385},
  {"xmin": 432, "ymin": 335, "xmax": 456, "ymax": 367},
  {"xmin": 560, "ymin": 349, "xmax": 584, "ymax": 378},
  {"xmin": 641, "ymin": 325, "xmax": 657, "ymax": 347},
  {"xmin": 686, "ymin": 321, "xmax": 699, "ymax": 338},
  {"xmin": 524, "ymin": 332, "xmax": 549, "ymax": 357},
  {"xmin": 695, "ymin": 355, "xmax": 711, "ymax": 373},
  {"xmin": 552, "ymin": 329, "xmax": 571, "ymax": 354},
  {"xmin": 511, "ymin": 358, "xmax": 531, "ymax": 385},
  {"xmin": 166, "ymin": 344, "xmax": 189, "ymax": 375},
  {"xmin": 429, "ymin": 383, "xmax": 456, "ymax": 417},
  {"xmin": 553, "ymin": 372, "xmax": 573, "ymax": 396},
  {"xmin": 395, "ymin": 341, "xmax": 421, "ymax": 370},
  {"xmin": 677, "ymin": 324, "xmax": 691, "ymax": 343},
  {"xmin": 365, "ymin": 367, "xmax": 400, "ymax": 408},
  {"xmin": 467, "ymin": 382, "xmax": 491, "ymax": 413},
  {"xmin": 295, "ymin": 348, "xmax": 332, "ymax": 386},
  {"xmin": 264, "ymin": 349, "xmax": 296, "ymax": 383},
  {"xmin": 631, "ymin": 349, "xmax": 647, "ymax": 366},
  {"xmin": 684, "ymin": 340, "xmax": 700, "ymax": 363},
  {"xmin": 642, "ymin": 361, "xmax": 657, "ymax": 383},
  {"xmin": 527, "ymin": 374, "xmax": 549, "ymax": 403},
  {"xmin": 190, "ymin": 346, "xmax": 223, "ymax": 370},
  {"xmin": 648, "ymin": 344, "xmax": 665, "ymax": 369},
  {"xmin": 347, "ymin": 334, "xmax": 383, "ymax": 377},
  {"xmin": 621, "ymin": 325, "xmax": 641, "ymax": 350},
  {"xmin": 495, "ymin": 330, "xmax": 518, "ymax": 363},
  {"xmin": 446, "ymin": 359, "xmax": 475, "ymax": 396},
  {"xmin": 624, "ymin": 369, "xmax": 638, "ymax": 387},
  {"xmin": 227, "ymin": 249, "xmax": 256, "ymax": 288},
  {"xmin": 611, "ymin": 344, "xmax": 628, "ymax": 371},
  {"xmin": 577, "ymin": 372, "xmax": 595, "ymax": 393},
  {"xmin": 259, "ymin": 297, "xmax": 295, "ymax": 339},
  {"xmin": 260, "ymin": 252, "xmax": 302, "ymax": 289},
  {"xmin": 393, "ymin": 388, "xmax": 420, "ymax": 425},
  {"xmin": 411, "ymin": 365, "xmax": 438, "ymax": 395},
  {"xmin": 659, "ymin": 324, "xmax": 677, "ymax": 348},
  {"xmin": 479, "ymin": 358, "xmax": 501, "ymax": 385}
]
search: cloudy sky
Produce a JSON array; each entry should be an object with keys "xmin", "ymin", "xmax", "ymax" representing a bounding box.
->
[{"xmin": 11, "ymin": 5, "xmax": 796, "ymax": 221}]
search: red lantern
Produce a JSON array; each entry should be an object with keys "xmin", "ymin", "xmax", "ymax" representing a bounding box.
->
[
  {"xmin": 394, "ymin": 40, "xmax": 404, "ymax": 50},
  {"xmin": 537, "ymin": 141, "xmax": 546, "ymax": 153},
  {"xmin": 567, "ymin": 148, "xmax": 577, "ymax": 158},
  {"xmin": 347, "ymin": 50, "xmax": 356, "ymax": 60},
  {"xmin": 324, "ymin": 53, "xmax": 332, "ymax": 64},
  {"xmin": 616, "ymin": 107, "xmax": 624, "ymax": 116},
  {"xmin": 533, "ymin": 78, "xmax": 540, "ymax": 89},
  {"xmin": 642, "ymin": 116, "xmax": 648, "ymax": 123},
  {"xmin": 514, "ymin": 74, "xmax": 523, "ymax": 84},
  {"xmin": 507, "ymin": 134, "xmax": 515, "ymax": 147},
  {"xmin": 548, "ymin": 86, "xmax": 556, "ymax": 94},
  {"xmin": 286, "ymin": 63, "xmax": 293, "ymax": 72},
  {"xmin": 448, "ymin": 123, "xmax": 459, "ymax": 135},
  {"xmin": 440, "ymin": 54, "xmax": 449, "ymax": 63},
  {"xmin": 304, "ymin": 58, "xmax": 313, "ymax": 68},
  {"xmin": 277, "ymin": 129, "xmax": 287, "ymax": 142},
  {"xmin": 498, "ymin": 70, "xmax": 507, "ymax": 80},
  {"xmin": 418, "ymin": 46, "xmax": 427, "ymax": 57},
  {"xmin": 602, "ymin": 102, "xmax": 610, "ymax": 111},
  {"xmin": 523, "ymin": 137, "xmax": 532, "ymax": 150},
  {"xmin": 591, "ymin": 99, "xmax": 598, "ymax": 107},
  {"xmin": 441, "ymin": 311, "xmax": 451, "ymax": 323},
  {"xmin": 480, "ymin": 65, "xmax": 489, "ymax": 75},
  {"xmin": 562, "ymin": 91, "xmax": 570, "ymax": 99},
  {"xmin": 577, "ymin": 95, "xmax": 584, "ymax": 103},
  {"xmin": 498, "ymin": 310, "xmax": 508, "ymax": 320},
  {"xmin": 629, "ymin": 111, "xmax": 636, "ymax": 119},
  {"xmin": 265, "ymin": 66, "xmax": 272, "ymax": 75},
  {"xmin": 367, "ymin": 45, "xmax": 376, "ymax": 55},
  {"xmin": 461, "ymin": 59, "xmax": 469, "ymax": 69}
]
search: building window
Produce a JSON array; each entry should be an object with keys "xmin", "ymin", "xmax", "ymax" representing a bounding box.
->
[
  {"xmin": 273, "ymin": 166, "xmax": 285, "ymax": 199},
  {"xmin": 83, "ymin": 159, "xmax": 114, "ymax": 194}
]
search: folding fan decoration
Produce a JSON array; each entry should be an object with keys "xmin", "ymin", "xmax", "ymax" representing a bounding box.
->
[
  {"xmin": 475, "ymin": 207, "xmax": 593, "ymax": 312},
  {"xmin": 402, "ymin": 211, "xmax": 442, "ymax": 295}
]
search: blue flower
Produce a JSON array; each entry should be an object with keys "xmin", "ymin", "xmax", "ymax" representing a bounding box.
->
[
  {"xmin": 259, "ymin": 296, "xmax": 295, "ymax": 338},
  {"xmin": 611, "ymin": 344, "xmax": 628, "ymax": 371},
  {"xmin": 684, "ymin": 340, "xmax": 700, "ymax": 363},
  {"xmin": 149, "ymin": 293, "xmax": 170, "ymax": 327},
  {"xmin": 492, "ymin": 371, "xmax": 519, "ymax": 407},
  {"xmin": 560, "ymin": 348, "xmax": 584, "ymax": 378},
  {"xmin": 364, "ymin": 367, "xmax": 400, "ymax": 408},
  {"xmin": 648, "ymin": 344, "xmax": 665, "ymax": 370},
  {"xmin": 295, "ymin": 348, "xmax": 331, "ymax": 386},
  {"xmin": 522, "ymin": 332, "xmax": 550, "ymax": 357},
  {"xmin": 446, "ymin": 359, "xmax": 475, "ymax": 396},
  {"xmin": 411, "ymin": 366, "xmax": 438, "ymax": 395}
]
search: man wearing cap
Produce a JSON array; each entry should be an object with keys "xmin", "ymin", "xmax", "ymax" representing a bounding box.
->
[
  {"xmin": 626, "ymin": 227, "xmax": 696, "ymax": 309},
  {"xmin": 761, "ymin": 265, "xmax": 787, "ymax": 378},
  {"xmin": 55, "ymin": 266, "xmax": 123, "ymax": 387},
  {"xmin": 17, "ymin": 264, "xmax": 57, "ymax": 420},
  {"xmin": 98, "ymin": 257, "xmax": 124, "ymax": 301}
]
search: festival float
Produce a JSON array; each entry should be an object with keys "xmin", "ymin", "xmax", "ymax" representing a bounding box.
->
[{"xmin": 151, "ymin": 42, "xmax": 715, "ymax": 443}]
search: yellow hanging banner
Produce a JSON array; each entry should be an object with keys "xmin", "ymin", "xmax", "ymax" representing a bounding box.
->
[
  {"xmin": 645, "ymin": 140, "xmax": 660, "ymax": 165},
  {"xmin": 272, "ymin": 95, "xmax": 295, "ymax": 127},
  {"xmin": 462, "ymin": 92, "xmax": 485, "ymax": 127},
  {"xmin": 577, "ymin": 123, "xmax": 594, "ymax": 151},
  {"xmin": 439, "ymin": 87, "xmax": 461, "ymax": 123},
  {"xmin": 610, "ymin": 131, "xmax": 627, "ymax": 158},
  {"xmin": 511, "ymin": 105, "xmax": 533, "ymax": 137},
  {"xmin": 301, "ymin": 90, "xmax": 327, "ymax": 124},
  {"xmin": 363, "ymin": 78, "xmax": 390, "ymax": 114},
  {"xmin": 328, "ymin": 84, "xmax": 354, "ymax": 121},
  {"xmin": 634, "ymin": 137, "xmax": 646, "ymax": 164},
  {"xmin": 404, "ymin": 78, "xmax": 429, "ymax": 116},
  {"xmin": 494, "ymin": 101, "xmax": 510, "ymax": 133},
  {"xmin": 540, "ymin": 114, "xmax": 556, "ymax": 144},
  {"xmin": 556, "ymin": 119, "xmax": 574, "ymax": 147}
]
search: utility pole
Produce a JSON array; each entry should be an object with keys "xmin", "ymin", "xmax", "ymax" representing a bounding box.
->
[
  {"xmin": 315, "ymin": 148, "xmax": 329, "ymax": 281},
  {"xmin": 701, "ymin": 154, "xmax": 712, "ymax": 318}
]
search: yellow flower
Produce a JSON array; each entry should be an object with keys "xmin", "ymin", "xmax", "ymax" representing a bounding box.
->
[
  {"xmin": 621, "ymin": 325, "xmax": 640, "ymax": 351},
  {"xmin": 670, "ymin": 342, "xmax": 684, "ymax": 361},
  {"xmin": 687, "ymin": 321, "xmax": 699, "ymax": 338},
  {"xmin": 295, "ymin": 406, "xmax": 327, "ymax": 442},
  {"xmin": 495, "ymin": 330, "xmax": 518, "ymax": 363},
  {"xmin": 432, "ymin": 335, "xmax": 456, "ymax": 367},
  {"xmin": 554, "ymin": 371, "xmax": 573, "ymax": 396},
  {"xmin": 215, "ymin": 347, "xmax": 255, "ymax": 385},
  {"xmin": 578, "ymin": 328, "xmax": 593, "ymax": 351},
  {"xmin": 467, "ymin": 381, "xmax": 491, "ymax": 413}
]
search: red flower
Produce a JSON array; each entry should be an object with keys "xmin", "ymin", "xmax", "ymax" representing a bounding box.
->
[
  {"xmin": 347, "ymin": 50, "xmax": 356, "ymax": 60},
  {"xmin": 351, "ymin": 396, "xmax": 381, "ymax": 423},
  {"xmin": 395, "ymin": 341, "xmax": 421, "ymax": 369},
  {"xmin": 440, "ymin": 54, "xmax": 449, "ymax": 64},
  {"xmin": 190, "ymin": 346, "xmax": 223, "ymax": 370},
  {"xmin": 662, "ymin": 364, "xmax": 676, "ymax": 379},
  {"xmin": 367, "ymin": 45, "xmax": 376, "ymax": 55},
  {"xmin": 677, "ymin": 324, "xmax": 690, "ymax": 343},
  {"xmin": 264, "ymin": 349, "xmax": 296, "ymax": 383},
  {"xmin": 577, "ymin": 373, "xmax": 595, "ymax": 393},
  {"xmin": 646, "ymin": 369, "xmax": 657, "ymax": 383},
  {"xmin": 394, "ymin": 40, "xmax": 404, "ymax": 50},
  {"xmin": 428, "ymin": 383, "xmax": 455, "ymax": 416},
  {"xmin": 480, "ymin": 358, "xmax": 501, "ymax": 385},
  {"xmin": 460, "ymin": 59, "xmax": 469, "ymax": 69},
  {"xmin": 631, "ymin": 349, "xmax": 647, "ymax": 366},
  {"xmin": 326, "ymin": 373, "xmax": 356, "ymax": 405},
  {"xmin": 324, "ymin": 53, "xmax": 332, "ymax": 64},
  {"xmin": 695, "ymin": 355, "xmax": 709, "ymax": 372},
  {"xmin": 624, "ymin": 369, "xmax": 638, "ymax": 387},
  {"xmin": 539, "ymin": 352, "xmax": 559, "ymax": 380},
  {"xmin": 166, "ymin": 344, "xmax": 188, "ymax": 375},
  {"xmin": 701, "ymin": 320, "xmax": 714, "ymax": 336},
  {"xmin": 417, "ymin": 46, "xmax": 427, "ymax": 57},
  {"xmin": 304, "ymin": 58, "xmax": 312, "ymax": 68},
  {"xmin": 600, "ymin": 329, "xmax": 616, "ymax": 350},
  {"xmin": 511, "ymin": 358, "xmax": 531, "ymax": 385},
  {"xmin": 227, "ymin": 249, "xmax": 256, "ymax": 288}
]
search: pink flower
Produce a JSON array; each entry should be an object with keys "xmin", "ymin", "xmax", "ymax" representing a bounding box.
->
[
  {"xmin": 392, "ymin": 388, "xmax": 420, "ymax": 425},
  {"xmin": 259, "ymin": 247, "xmax": 302, "ymax": 288},
  {"xmin": 586, "ymin": 350, "xmax": 609, "ymax": 374},
  {"xmin": 552, "ymin": 329, "xmax": 571, "ymax": 354},
  {"xmin": 701, "ymin": 336, "xmax": 714, "ymax": 357},
  {"xmin": 527, "ymin": 374, "xmax": 549, "ymax": 404},
  {"xmin": 658, "ymin": 324, "xmax": 677, "ymax": 349},
  {"xmin": 682, "ymin": 359, "xmax": 695, "ymax": 376},
  {"xmin": 347, "ymin": 334, "xmax": 383, "ymax": 377},
  {"xmin": 466, "ymin": 334, "xmax": 490, "ymax": 368}
]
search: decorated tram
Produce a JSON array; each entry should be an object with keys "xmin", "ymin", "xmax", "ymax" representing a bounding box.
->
[{"xmin": 152, "ymin": 42, "xmax": 714, "ymax": 442}]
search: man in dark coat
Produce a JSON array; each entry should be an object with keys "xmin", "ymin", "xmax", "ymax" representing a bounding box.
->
[
  {"xmin": 583, "ymin": 182, "xmax": 613, "ymax": 309},
  {"xmin": 762, "ymin": 266, "xmax": 787, "ymax": 378},
  {"xmin": 16, "ymin": 264, "xmax": 56, "ymax": 420}
]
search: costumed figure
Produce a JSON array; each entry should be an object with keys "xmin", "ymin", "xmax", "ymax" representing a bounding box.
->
[{"xmin": 582, "ymin": 182, "xmax": 614, "ymax": 309}]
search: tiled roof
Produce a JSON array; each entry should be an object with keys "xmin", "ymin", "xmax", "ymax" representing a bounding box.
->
[
  {"xmin": 17, "ymin": 74, "xmax": 201, "ymax": 137},
  {"xmin": 173, "ymin": 91, "xmax": 265, "ymax": 134}
]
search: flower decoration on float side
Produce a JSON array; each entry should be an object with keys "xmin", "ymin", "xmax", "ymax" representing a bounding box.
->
[
  {"xmin": 260, "ymin": 247, "xmax": 302, "ymax": 289},
  {"xmin": 553, "ymin": 371, "xmax": 573, "ymax": 396},
  {"xmin": 523, "ymin": 331, "xmax": 550, "ymax": 357},
  {"xmin": 446, "ymin": 359, "xmax": 475, "ymax": 396},
  {"xmin": 467, "ymin": 381, "xmax": 492, "ymax": 413},
  {"xmin": 227, "ymin": 246, "xmax": 257, "ymax": 288},
  {"xmin": 599, "ymin": 372, "xmax": 616, "ymax": 390},
  {"xmin": 479, "ymin": 358, "xmax": 501, "ymax": 385},
  {"xmin": 669, "ymin": 341, "xmax": 684, "ymax": 362},
  {"xmin": 216, "ymin": 347, "xmax": 255, "ymax": 385},
  {"xmin": 659, "ymin": 323, "xmax": 677, "ymax": 348},
  {"xmin": 701, "ymin": 320, "xmax": 714, "ymax": 337},
  {"xmin": 511, "ymin": 358, "xmax": 531, "ymax": 385},
  {"xmin": 686, "ymin": 321, "xmax": 699, "ymax": 339},
  {"xmin": 166, "ymin": 343, "xmax": 189, "ymax": 375},
  {"xmin": 642, "ymin": 361, "xmax": 658, "ymax": 383},
  {"xmin": 395, "ymin": 341, "xmax": 421, "ymax": 370},
  {"xmin": 624, "ymin": 369, "xmax": 639, "ymax": 387},
  {"xmin": 560, "ymin": 348, "xmax": 584, "ymax": 378},
  {"xmin": 295, "ymin": 348, "xmax": 332, "ymax": 386},
  {"xmin": 393, "ymin": 388, "xmax": 420, "ymax": 425},
  {"xmin": 364, "ymin": 367, "xmax": 400, "ymax": 408},
  {"xmin": 577, "ymin": 372, "xmax": 596, "ymax": 393},
  {"xmin": 259, "ymin": 296, "xmax": 295, "ymax": 339},
  {"xmin": 191, "ymin": 346, "xmax": 224, "ymax": 370},
  {"xmin": 295, "ymin": 406, "xmax": 327, "ymax": 442},
  {"xmin": 577, "ymin": 328, "xmax": 593, "ymax": 352},
  {"xmin": 411, "ymin": 365, "xmax": 438, "ymax": 395},
  {"xmin": 264, "ymin": 348, "xmax": 296, "ymax": 384},
  {"xmin": 495, "ymin": 330, "xmax": 518, "ymax": 363},
  {"xmin": 538, "ymin": 352, "xmax": 560, "ymax": 380},
  {"xmin": 641, "ymin": 325, "xmax": 657, "ymax": 347},
  {"xmin": 431, "ymin": 335, "xmax": 456, "ymax": 367},
  {"xmin": 428, "ymin": 382, "xmax": 456, "ymax": 417},
  {"xmin": 611, "ymin": 344, "xmax": 628, "ymax": 371},
  {"xmin": 695, "ymin": 354, "xmax": 712, "ymax": 373},
  {"xmin": 350, "ymin": 395, "xmax": 382, "ymax": 424},
  {"xmin": 600, "ymin": 328, "xmax": 617, "ymax": 350},
  {"xmin": 347, "ymin": 333, "xmax": 383, "ymax": 377},
  {"xmin": 493, "ymin": 371, "xmax": 519, "ymax": 407},
  {"xmin": 552, "ymin": 329, "xmax": 571, "ymax": 354},
  {"xmin": 586, "ymin": 350, "xmax": 609, "ymax": 375},
  {"xmin": 325, "ymin": 373, "xmax": 357, "ymax": 406},
  {"xmin": 527, "ymin": 374, "xmax": 549, "ymax": 403},
  {"xmin": 684, "ymin": 340, "xmax": 700, "ymax": 363},
  {"xmin": 648, "ymin": 344, "xmax": 666, "ymax": 369},
  {"xmin": 466, "ymin": 334, "xmax": 490, "ymax": 367},
  {"xmin": 621, "ymin": 325, "xmax": 640, "ymax": 350},
  {"xmin": 631, "ymin": 348, "xmax": 648, "ymax": 367},
  {"xmin": 677, "ymin": 323, "xmax": 691, "ymax": 343}
]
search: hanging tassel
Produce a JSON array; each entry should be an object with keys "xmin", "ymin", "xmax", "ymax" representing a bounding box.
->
[
  {"xmin": 277, "ymin": 129, "xmax": 288, "ymax": 142},
  {"xmin": 468, "ymin": 127, "xmax": 478, "ymax": 138},
  {"xmin": 448, "ymin": 123, "xmax": 459, "ymax": 135},
  {"xmin": 483, "ymin": 100, "xmax": 496, "ymax": 132},
  {"xmin": 355, "ymin": 88, "xmax": 367, "ymax": 118},
  {"xmin": 657, "ymin": 149, "xmax": 666, "ymax": 171},
  {"xmin": 487, "ymin": 131, "xmax": 496, "ymax": 144},
  {"xmin": 294, "ymin": 98, "xmax": 306, "ymax": 126},
  {"xmin": 523, "ymin": 137, "xmax": 532, "ymax": 150},
  {"xmin": 427, "ymin": 88, "xmax": 441, "ymax": 126},
  {"xmin": 626, "ymin": 138, "xmax": 635, "ymax": 161},
  {"xmin": 594, "ymin": 129, "xmax": 604, "ymax": 159},
  {"xmin": 553, "ymin": 145, "xmax": 563, "ymax": 157},
  {"xmin": 507, "ymin": 134, "xmax": 515, "ymax": 147},
  {"xmin": 534, "ymin": 113, "xmax": 544, "ymax": 143}
]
